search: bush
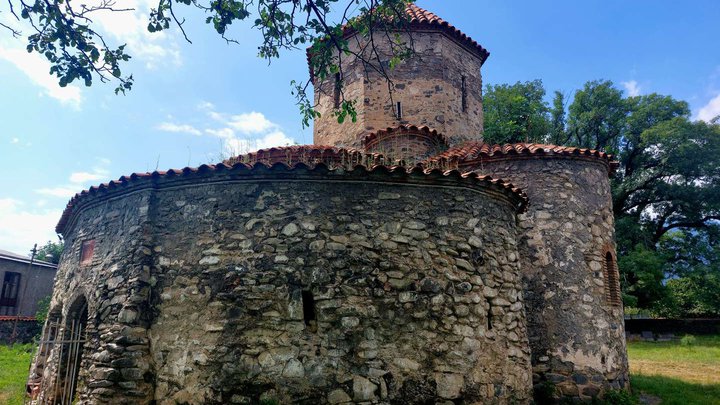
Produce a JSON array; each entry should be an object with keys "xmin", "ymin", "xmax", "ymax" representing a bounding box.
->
[
  {"xmin": 680, "ymin": 334, "xmax": 697, "ymax": 346},
  {"xmin": 594, "ymin": 390, "xmax": 639, "ymax": 405}
]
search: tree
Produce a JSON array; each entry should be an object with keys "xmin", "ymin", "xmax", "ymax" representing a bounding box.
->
[
  {"xmin": 0, "ymin": 0, "xmax": 414, "ymax": 126},
  {"xmin": 548, "ymin": 91, "xmax": 568, "ymax": 146},
  {"xmin": 654, "ymin": 228, "xmax": 720, "ymax": 317},
  {"xmin": 482, "ymin": 79, "xmax": 550, "ymax": 144},
  {"xmin": 564, "ymin": 80, "xmax": 720, "ymax": 315},
  {"xmin": 35, "ymin": 240, "xmax": 64, "ymax": 264},
  {"xmin": 567, "ymin": 80, "xmax": 627, "ymax": 153}
]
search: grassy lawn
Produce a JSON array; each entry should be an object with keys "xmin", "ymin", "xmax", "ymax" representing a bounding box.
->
[
  {"xmin": 0, "ymin": 344, "xmax": 33, "ymax": 405},
  {"xmin": 629, "ymin": 335, "xmax": 720, "ymax": 404}
]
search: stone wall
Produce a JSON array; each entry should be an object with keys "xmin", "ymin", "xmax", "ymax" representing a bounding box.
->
[
  {"xmin": 37, "ymin": 166, "xmax": 533, "ymax": 404},
  {"xmin": 472, "ymin": 157, "xmax": 629, "ymax": 399},
  {"xmin": 314, "ymin": 31, "xmax": 484, "ymax": 148},
  {"xmin": 36, "ymin": 190, "xmax": 156, "ymax": 404},
  {"xmin": 0, "ymin": 318, "xmax": 41, "ymax": 344}
]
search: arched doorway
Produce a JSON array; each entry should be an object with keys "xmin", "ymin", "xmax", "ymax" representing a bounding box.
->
[{"xmin": 52, "ymin": 295, "xmax": 89, "ymax": 404}]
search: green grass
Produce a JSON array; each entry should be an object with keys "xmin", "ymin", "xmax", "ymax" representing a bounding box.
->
[
  {"xmin": 631, "ymin": 374, "xmax": 720, "ymax": 405},
  {"xmin": 628, "ymin": 335, "xmax": 720, "ymax": 404},
  {"xmin": 0, "ymin": 344, "xmax": 34, "ymax": 405}
]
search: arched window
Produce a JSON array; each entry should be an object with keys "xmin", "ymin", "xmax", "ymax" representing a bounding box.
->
[
  {"xmin": 52, "ymin": 296, "xmax": 89, "ymax": 404},
  {"xmin": 604, "ymin": 252, "xmax": 622, "ymax": 306}
]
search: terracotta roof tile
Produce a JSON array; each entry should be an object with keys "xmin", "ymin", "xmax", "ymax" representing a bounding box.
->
[
  {"xmin": 425, "ymin": 142, "xmax": 619, "ymax": 174},
  {"xmin": 403, "ymin": 3, "xmax": 488, "ymax": 60},
  {"xmin": 56, "ymin": 146, "xmax": 528, "ymax": 235},
  {"xmin": 308, "ymin": 3, "xmax": 489, "ymax": 82},
  {"xmin": 362, "ymin": 124, "xmax": 448, "ymax": 149}
]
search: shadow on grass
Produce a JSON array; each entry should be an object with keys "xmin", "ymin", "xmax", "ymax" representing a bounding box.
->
[{"xmin": 632, "ymin": 374, "xmax": 720, "ymax": 405}]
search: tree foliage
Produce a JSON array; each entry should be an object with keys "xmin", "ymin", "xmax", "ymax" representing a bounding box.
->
[
  {"xmin": 567, "ymin": 80, "xmax": 627, "ymax": 154},
  {"xmin": 484, "ymin": 77, "xmax": 720, "ymax": 316},
  {"xmin": 569, "ymin": 82, "xmax": 720, "ymax": 316},
  {"xmin": 482, "ymin": 80, "xmax": 550, "ymax": 144},
  {"xmin": 1, "ymin": 0, "xmax": 414, "ymax": 126},
  {"xmin": 34, "ymin": 240, "xmax": 64, "ymax": 264}
]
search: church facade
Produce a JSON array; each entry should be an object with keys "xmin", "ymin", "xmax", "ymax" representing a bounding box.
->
[{"xmin": 29, "ymin": 4, "xmax": 628, "ymax": 404}]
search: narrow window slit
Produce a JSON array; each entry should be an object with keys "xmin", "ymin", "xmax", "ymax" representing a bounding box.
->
[
  {"xmin": 302, "ymin": 290, "xmax": 317, "ymax": 332},
  {"xmin": 396, "ymin": 101, "xmax": 402, "ymax": 119},
  {"xmin": 605, "ymin": 252, "xmax": 621, "ymax": 306},
  {"xmin": 486, "ymin": 299, "xmax": 493, "ymax": 330},
  {"xmin": 461, "ymin": 76, "xmax": 467, "ymax": 112}
]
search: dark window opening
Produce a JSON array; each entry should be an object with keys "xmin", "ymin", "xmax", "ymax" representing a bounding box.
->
[
  {"xmin": 486, "ymin": 299, "xmax": 493, "ymax": 330},
  {"xmin": 0, "ymin": 272, "xmax": 21, "ymax": 312},
  {"xmin": 396, "ymin": 101, "xmax": 402, "ymax": 119},
  {"xmin": 333, "ymin": 72, "xmax": 341, "ymax": 109},
  {"xmin": 605, "ymin": 252, "xmax": 621, "ymax": 306},
  {"xmin": 80, "ymin": 240, "xmax": 95, "ymax": 266},
  {"xmin": 461, "ymin": 76, "xmax": 467, "ymax": 112},
  {"xmin": 302, "ymin": 290, "xmax": 317, "ymax": 332}
]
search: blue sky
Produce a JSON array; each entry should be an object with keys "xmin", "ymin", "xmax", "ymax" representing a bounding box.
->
[{"xmin": 1, "ymin": 0, "xmax": 719, "ymax": 254}]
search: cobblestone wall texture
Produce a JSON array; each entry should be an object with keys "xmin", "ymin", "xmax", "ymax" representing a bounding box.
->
[
  {"xmin": 313, "ymin": 31, "xmax": 484, "ymax": 148},
  {"xmin": 38, "ymin": 167, "xmax": 533, "ymax": 404},
  {"xmin": 471, "ymin": 157, "xmax": 630, "ymax": 400}
]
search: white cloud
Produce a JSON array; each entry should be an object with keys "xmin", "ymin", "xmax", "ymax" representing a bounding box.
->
[
  {"xmin": 224, "ymin": 131, "xmax": 295, "ymax": 155},
  {"xmin": 621, "ymin": 80, "xmax": 641, "ymax": 97},
  {"xmin": 158, "ymin": 105, "xmax": 296, "ymax": 156},
  {"xmin": 697, "ymin": 93, "xmax": 720, "ymax": 122},
  {"xmin": 11, "ymin": 137, "xmax": 19, "ymax": 144},
  {"xmin": 69, "ymin": 157, "xmax": 110, "ymax": 184},
  {"xmin": 0, "ymin": 46, "xmax": 82, "ymax": 108},
  {"xmin": 69, "ymin": 171, "xmax": 106, "ymax": 184},
  {"xmin": 204, "ymin": 128, "xmax": 235, "ymax": 139},
  {"xmin": 0, "ymin": 199, "xmax": 62, "ymax": 254},
  {"xmin": 88, "ymin": 0, "xmax": 182, "ymax": 69},
  {"xmin": 35, "ymin": 158, "xmax": 110, "ymax": 199},
  {"xmin": 227, "ymin": 112, "xmax": 277, "ymax": 134},
  {"xmin": 35, "ymin": 187, "xmax": 79, "ymax": 198},
  {"xmin": 156, "ymin": 122, "xmax": 202, "ymax": 136}
]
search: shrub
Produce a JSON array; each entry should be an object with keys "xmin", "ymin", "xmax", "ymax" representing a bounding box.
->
[
  {"xmin": 680, "ymin": 334, "xmax": 697, "ymax": 346},
  {"xmin": 595, "ymin": 389, "xmax": 639, "ymax": 405}
]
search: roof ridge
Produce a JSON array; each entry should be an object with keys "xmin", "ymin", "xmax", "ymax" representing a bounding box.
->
[
  {"xmin": 307, "ymin": 2, "xmax": 489, "ymax": 83},
  {"xmin": 56, "ymin": 155, "xmax": 529, "ymax": 235},
  {"xmin": 424, "ymin": 141, "xmax": 619, "ymax": 174},
  {"xmin": 362, "ymin": 124, "xmax": 448, "ymax": 148}
]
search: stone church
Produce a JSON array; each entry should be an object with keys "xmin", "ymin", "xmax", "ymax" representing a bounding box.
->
[{"xmin": 28, "ymin": 4, "xmax": 628, "ymax": 404}]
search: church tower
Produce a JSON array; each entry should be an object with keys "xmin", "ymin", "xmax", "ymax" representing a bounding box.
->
[{"xmin": 311, "ymin": 4, "xmax": 489, "ymax": 157}]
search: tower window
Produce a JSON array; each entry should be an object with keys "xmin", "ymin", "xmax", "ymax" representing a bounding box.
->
[
  {"xmin": 302, "ymin": 290, "xmax": 317, "ymax": 332},
  {"xmin": 333, "ymin": 72, "xmax": 341, "ymax": 109},
  {"xmin": 604, "ymin": 252, "xmax": 621, "ymax": 306},
  {"xmin": 461, "ymin": 76, "xmax": 467, "ymax": 112},
  {"xmin": 396, "ymin": 101, "xmax": 403, "ymax": 119}
]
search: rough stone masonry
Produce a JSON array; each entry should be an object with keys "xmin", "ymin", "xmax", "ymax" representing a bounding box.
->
[{"xmin": 29, "ymin": 3, "xmax": 628, "ymax": 404}]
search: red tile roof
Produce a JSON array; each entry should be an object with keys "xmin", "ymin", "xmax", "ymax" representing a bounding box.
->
[
  {"xmin": 403, "ymin": 3, "xmax": 489, "ymax": 61},
  {"xmin": 308, "ymin": 3, "xmax": 489, "ymax": 83},
  {"xmin": 362, "ymin": 124, "xmax": 448, "ymax": 150},
  {"xmin": 425, "ymin": 142, "xmax": 619, "ymax": 174},
  {"xmin": 223, "ymin": 145, "xmax": 381, "ymax": 167},
  {"xmin": 56, "ymin": 148, "xmax": 528, "ymax": 235}
]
